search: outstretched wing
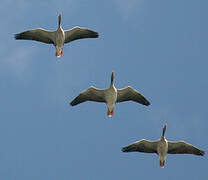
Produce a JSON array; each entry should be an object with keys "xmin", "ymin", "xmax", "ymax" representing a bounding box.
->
[
  {"xmin": 15, "ymin": 28, "xmax": 54, "ymax": 44},
  {"xmin": 117, "ymin": 86, "xmax": 150, "ymax": 106},
  {"xmin": 168, "ymin": 141, "xmax": 205, "ymax": 156},
  {"xmin": 64, "ymin": 26, "xmax": 98, "ymax": 44},
  {"xmin": 122, "ymin": 139, "xmax": 158, "ymax": 154},
  {"xmin": 70, "ymin": 86, "xmax": 105, "ymax": 106}
]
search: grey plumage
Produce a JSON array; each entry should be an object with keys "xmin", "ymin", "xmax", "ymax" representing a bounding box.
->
[
  {"xmin": 70, "ymin": 87, "xmax": 105, "ymax": 106},
  {"xmin": 122, "ymin": 124, "xmax": 205, "ymax": 167},
  {"xmin": 15, "ymin": 28, "xmax": 54, "ymax": 44},
  {"xmin": 168, "ymin": 141, "xmax": 204, "ymax": 156},
  {"xmin": 122, "ymin": 139, "xmax": 158, "ymax": 154},
  {"xmin": 64, "ymin": 27, "xmax": 98, "ymax": 44},
  {"xmin": 14, "ymin": 14, "xmax": 99, "ymax": 57},
  {"xmin": 117, "ymin": 86, "xmax": 150, "ymax": 106}
]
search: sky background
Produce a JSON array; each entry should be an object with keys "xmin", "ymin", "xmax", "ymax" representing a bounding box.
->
[{"xmin": 0, "ymin": 0, "xmax": 207, "ymax": 179}]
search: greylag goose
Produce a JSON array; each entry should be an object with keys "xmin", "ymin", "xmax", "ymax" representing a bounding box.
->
[
  {"xmin": 15, "ymin": 14, "xmax": 98, "ymax": 57},
  {"xmin": 122, "ymin": 124, "xmax": 205, "ymax": 168},
  {"xmin": 70, "ymin": 72, "xmax": 150, "ymax": 117}
]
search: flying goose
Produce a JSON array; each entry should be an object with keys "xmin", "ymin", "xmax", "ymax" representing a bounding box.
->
[
  {"xmin": 122, "ymin": 124, "xmax": 205, "ymax": 168},
  {"xmin": 70, "ymin": 72, "xmax": 150, "ymax": 117},
  {"xmin": 15, "ymin": 14, "xmax": 98, "ymax": 57}
]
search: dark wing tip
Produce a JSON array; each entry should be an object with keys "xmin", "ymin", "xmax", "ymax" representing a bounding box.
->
[
  {"xmin": 122, "ymin": 147, "xmax": 128, "ymax": 152},
  {"xmin": 145, "ymin": 100, "xmax": 150, "ymax": 106},
  {"xmin": 87, "ymin": 29, "xmax": 99, "ymax": 38},
  {"xmin": 91, "ymin": 31, "xmax": 99, "ymax": 38},
  {"xmin": 70, "ymin": 98, "xmax": 76, "ymax": 106},
  {"xmin": 200, "ymin": 150, "xmax": 205, "ymax": 156},
  {"xmin": 14, "ymin": 33, "xmax": 20, "ymax": 40},
  {"xmin": 141, "ymin": 98, "xmax": 150, "ymax": 106},
  {"xmin": 122, "ymin": 146, "xmax": 132, "ymax": 152},
  {"xmin": 95, "ymin": 32, "xmax": 99, "ymax": 38},
  {"xmin": 70, "ymin": 96, "xmax": 82, "ymax": 106},
  {"xmin": 70, "ymin": 100, "xmax": 75, "ymax": 106}
]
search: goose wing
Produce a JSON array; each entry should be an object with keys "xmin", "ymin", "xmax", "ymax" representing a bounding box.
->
[
  {"xmin": 64, "ymin": 26, "xmax": 98, "ymax": 44},
  {"xmin": 122, "ymin": 139, "xmax": 158, "ymax": 154},
  {"xmin": 168, "ymin": 141, "xmax": 205, "ymax": 156},
  {"xmin": 117, "ymin": 86, "xmax": 150, "ymax": 106},
  {"xmin": 15, "ymin": 28, "xmax": 54, "ymax": 44},
  {"xmin": 70, "ymin": 86, "xmax": 105, "ymax": 106}
]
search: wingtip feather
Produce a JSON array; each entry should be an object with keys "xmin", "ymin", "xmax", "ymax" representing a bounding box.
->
[
  {"xmin": 70, "ymin": 101, "xmax": 75, "ymax": 106},
  {"xmin": 122, "ymin": 147, "xmax": 127, "ymax": 152},
  {"xmin": 122, "ymin": 146, "xmax": 131, "ymax": 152},
  {"xmin": 70, "ymin": 99, "xmax": 76, "ymax": 106},
  {"xmin": 95, "ymin": 32, "xmax": 99, "ymax": 38},
  {"xmin": 92, "ymin": 31, "xmax": 99, "ymax": 38},
  {"xmin": 145, "ymin": 101, "xmax": 150, "ymax": 106},
  {"xmin": 70, "ymin": 97, "xmax": 80, "ymax": 106},
  {"xmin": 142, "ymin": 99, "xmax": 150, "ymax": 106},
  {"xmin": 14, "ymin": 33, "xmax": 19, "ymax": 40},
  {"xmin": 200, "ymin": 150, "xmax": 205, "ymax": 156}
]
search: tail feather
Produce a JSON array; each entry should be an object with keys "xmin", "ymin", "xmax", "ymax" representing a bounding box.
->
[
  {"xmin": 107, "ymin": 109, "xmax": 114, "ymax": 117},
  {"xmin": 160, "ymin": 160, "xmax": 165, "ymax": 168}
]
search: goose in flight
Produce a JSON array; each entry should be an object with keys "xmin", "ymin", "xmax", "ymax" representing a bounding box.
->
[
  {"xmin": 70, "ymin": 72, "xmax": 150, "ymax": 117},
  {"xmin": 122, "ymin": 124, "xmax": 205, "ymax": 168},
  {"xmin": 15, "ymin": 14, "xmax": 99, "ymax": 57}
]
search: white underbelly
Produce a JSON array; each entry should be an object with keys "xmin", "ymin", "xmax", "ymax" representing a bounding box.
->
[
  {"xmin": 157, "ymin": 140, "xmax": 168, "ymax": 161},
  {"xmin": 105, "ymin": 89, "xmax": 117, "ymax": 111}
]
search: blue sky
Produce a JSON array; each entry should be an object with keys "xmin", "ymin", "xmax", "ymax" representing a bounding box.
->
[{"xmin": 0, "ymin": 0, "xmax": 207, "ymax": 179}]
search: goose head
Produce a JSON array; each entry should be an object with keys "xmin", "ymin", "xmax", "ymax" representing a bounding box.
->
[
  {"xmin": 162, "ymin": 124, "xmax": 167, "ymax": 138},
  {"xmin": 58, "ymin": 14, "xmax": 62, "ymax": 27},
  {"xmin": 110, "ymin": 71, "xmax": 114, "ymax": 86}
]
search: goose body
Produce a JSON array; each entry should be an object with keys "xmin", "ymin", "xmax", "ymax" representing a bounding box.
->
[
  {"xmin": 105, "ymin": 83, "xmax": 117, "ymax": 117},
  {"xmin": 157, "ymin": 125, "xmax": 168, "ymax": 167},
  {"xmin": 157, "ymin": 139, "xmax": 168, "ymax": 167},
  {"xmin": 70, "ymin": 72, "xmax": 150, "ymax": 117},
  {"xmin": 15, "ymin": 14, "xmax": 98, "ymax": 57},
  {"xmin": 122, "ymin": 124, "xmax": 205, "ymax": 168}
]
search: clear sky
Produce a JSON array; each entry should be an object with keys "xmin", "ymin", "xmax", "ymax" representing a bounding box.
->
[{"xmin": 0, "ymin": 0, "xmax": 207, "ymax": 179}]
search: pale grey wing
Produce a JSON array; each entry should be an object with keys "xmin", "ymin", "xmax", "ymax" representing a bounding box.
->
[
  {"xmin": 64, "ymin": 26, "xmax": 98, "ymax": 44},
  {"xmin": 117, "ymin": 86, "xmax": 150, "ymax": 106},
  {"xmin": 15, "ymin": 28, "xmax": 54, "ymax": 44},
  {"xmin": 168, "ymin": 141, "xmax": 205, "ymax": 156},
  {"xmin": 122, "ymin": 139, "xmax": 158, "ymax": 154},
  {"xmin": 70, "ymin": 86, "xmax": 106, "ymax": 106}
]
